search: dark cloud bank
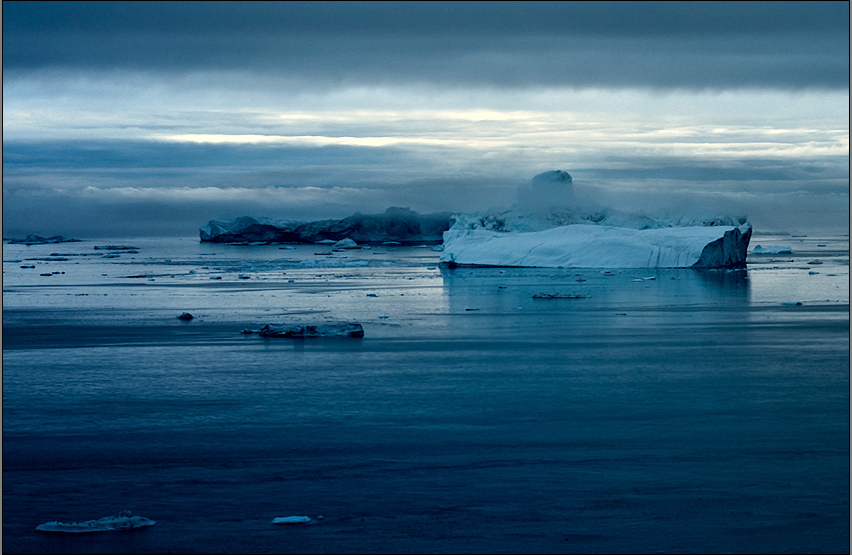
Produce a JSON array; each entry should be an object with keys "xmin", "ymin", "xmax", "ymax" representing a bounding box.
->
[{"xmin": 4, "ymin": 1, "xmax": 849, "ymax": 89}]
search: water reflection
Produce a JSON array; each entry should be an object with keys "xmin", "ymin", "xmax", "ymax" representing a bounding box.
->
[{"xmin": 440, "ymin": 266, "xmax": 749, "ymax": 312}]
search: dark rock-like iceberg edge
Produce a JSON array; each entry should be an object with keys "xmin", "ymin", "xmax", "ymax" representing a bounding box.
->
[
  {"xmin": 692, "ymin": 224, "xmax": 752, "ymax": 269},
  {"xmin": 200, "ymin": 207, "xmax": 452, "ymax": 245}
]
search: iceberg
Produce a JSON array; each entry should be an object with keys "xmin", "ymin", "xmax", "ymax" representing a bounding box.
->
[
  {"xmin": 200, "ymin": 208, "xmax": 452, "ymax": 245},
  {"xmin": 439, "ymin": 171, "xmax": 752, "ymax": 269},
  {"xmin": 5, "ymin": 234, "xmax": 81, "ymax": 245},
  {"xmin": 440, "ymin": 221, "xmax": 752, "ymax": 268}
]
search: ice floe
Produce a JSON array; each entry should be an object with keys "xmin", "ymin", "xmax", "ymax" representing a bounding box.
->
[
  {"xmin": 242, "ymin": 322, "xmax": 365, "ymax": 338},
  {"xmin": 272, "ymin": 516, "xmax": 312, "ymax": 525},
  {"xmin": 751, "ymin": 245, "xmax": 793, "ymax": 254},
  {"xmin": 35, "ymin": 511, "xmax": 156, "ymax": 533}
]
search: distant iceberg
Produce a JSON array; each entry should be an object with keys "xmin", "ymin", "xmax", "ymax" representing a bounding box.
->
[
  {"xmin": 439, "ymin": 171, "xmax": 752, "ymax": 269},
  {"xmin": 5, "ymin": 234, "xmax": 81, "ymax": 245},
  {"xmin": 200, "ymin": 207, "xmax": 452, "ymax": 245}
]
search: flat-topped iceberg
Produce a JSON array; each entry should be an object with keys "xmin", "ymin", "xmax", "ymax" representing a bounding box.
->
[
  {"xmin": 439, "ymin": 171, "xmax": 752, "ymax": 269},
  {"xmin": 440, "ymin": 220, "xmax": 752, "ymax": 268}
]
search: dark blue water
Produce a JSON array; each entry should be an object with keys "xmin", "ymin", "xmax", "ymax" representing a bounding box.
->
[{"xmin": 3, "ymin": 236, "xmax": 849, "ymax": 553}]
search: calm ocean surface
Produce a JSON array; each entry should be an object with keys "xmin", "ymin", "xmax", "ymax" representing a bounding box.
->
[{"xmin": 3, "ymin": 233, "xmax": 849, "ymax": 553}]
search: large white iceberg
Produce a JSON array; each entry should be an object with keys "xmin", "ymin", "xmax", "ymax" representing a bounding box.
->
[
  {"xmin": 441, "ymin": 219, "xmax": 751, "ymax": 268},
  {"xmin": 439, "ymin": 171, "xmax": 752, "ymax": 269}
]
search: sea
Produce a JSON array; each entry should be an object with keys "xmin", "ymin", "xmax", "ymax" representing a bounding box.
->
[{"xmin": 2, "ymin": 231, "xmax": 849, "ymax": 554}]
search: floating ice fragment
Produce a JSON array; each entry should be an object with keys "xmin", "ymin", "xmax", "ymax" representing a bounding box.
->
[
  {"xmin": 36, "ymin": 511, "xmax": 156, "ymax": 533},
  {"xmin": 245, "ymin": 323, "xmax": 364, "ymax": 338},
  {"xmin": 751, "ymin": 245, "xmax": 793, "ymax": 254},
  {"xmin": 333, "ymin": 238, "xmax": 359, "ymax": 249},
  {"xmin": 532, "ymin": 293, "xmax": 586, "ymax": 299},
  {"xmin": 94, "ymin": 245, "xmax": 139, "ymax": 251},
  {"xmin": 272, "ymin": 516, "xmax": 311, "ymax": 525}
]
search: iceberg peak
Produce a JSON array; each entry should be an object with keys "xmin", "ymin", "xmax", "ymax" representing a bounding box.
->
[{"xmin": 518, "ymin": 170, "xmax": 575, "ymax": 211}]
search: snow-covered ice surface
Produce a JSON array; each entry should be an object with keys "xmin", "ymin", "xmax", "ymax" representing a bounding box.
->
[
  {"xmin": 3, "ymin": 232, "xmax": 848, "ymax": 554},
  {"xmin": 440, "ymin": 220, "xmax": 752, "ymax": 268}
]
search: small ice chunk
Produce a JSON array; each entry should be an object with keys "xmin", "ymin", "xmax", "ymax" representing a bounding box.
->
[
  {"xmin": 532, "ymin": 293, "xmax": 586, "ymax": 299},
  {"xmin": 272, "ymin": 516, "xmax": 311, "ymax": 525},
  {"xmin": 332, "ymin": 238, "xmax": 359, "ymax": 249},
  {"xmin": 751, "ymin": 245, "xmax": 793, "ymax": 254},
  {"xmin": 250, "ymin": 323, "xmax": 364, "ymax": 338}
]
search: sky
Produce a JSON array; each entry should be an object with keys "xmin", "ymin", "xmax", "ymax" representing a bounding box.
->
[{"xmin": 3, "ymin": 1, "xmax": 849, "ymax": 238}]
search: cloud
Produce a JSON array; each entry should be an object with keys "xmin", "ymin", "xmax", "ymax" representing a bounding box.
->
[
  {"xmin": 4, "ymin": 1, "xmax": 848, "ymax": 90},
  {"xmin": 2, "ymin": 3, "xmax": 848, "ymax": 238},
  {"xmin": 3, "ymin": 137, "xmax": 847, "ymax": 238}
]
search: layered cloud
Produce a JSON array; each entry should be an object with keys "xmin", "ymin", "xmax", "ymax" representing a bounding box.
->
[{"xmin": 3, "ymin": 2, "xmax": 849, "ymax": 237}]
